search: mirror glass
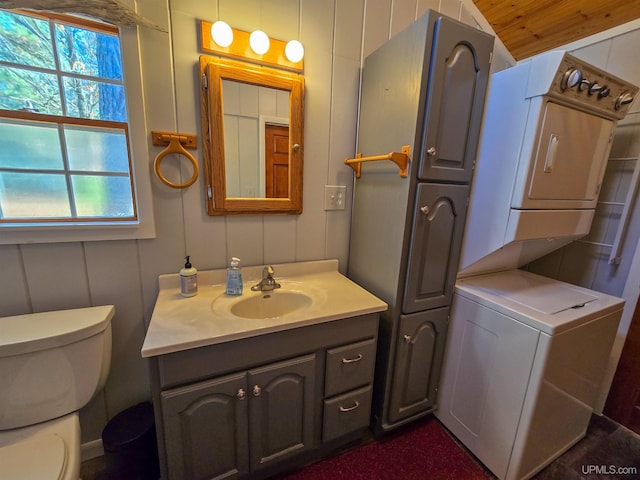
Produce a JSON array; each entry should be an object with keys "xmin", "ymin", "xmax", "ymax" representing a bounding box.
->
[
  {"xmin": 222, "ymin": 80, "xmax": 290, "ymax": 198},
  {"xmin": 199, "ymin": 56, "xmax": 304, "ymax": 215}
]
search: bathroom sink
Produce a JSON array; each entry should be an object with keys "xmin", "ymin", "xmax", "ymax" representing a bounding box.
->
[
  {"xmin": 230, "ymin": 291, "xmax": 312, "ymax": 319},
  {"xmin": 143, "ymin": 260, "xmax": 388, "ymax": 357}
]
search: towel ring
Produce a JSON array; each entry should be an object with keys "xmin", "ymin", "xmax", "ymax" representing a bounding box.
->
[{"xmin": 154, "ymin": 135, "xmax": 199, "ymax": 189}]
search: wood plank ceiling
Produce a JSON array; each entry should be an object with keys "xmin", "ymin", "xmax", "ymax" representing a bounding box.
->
[{"xmin": 474, "ymin": 0, "xmax": 640, "ymax": 60}]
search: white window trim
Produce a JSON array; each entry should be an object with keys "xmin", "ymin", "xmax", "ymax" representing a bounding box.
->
[{"xmin": 0, "ymin": 24, "xmax": 156, "ymax": 245}]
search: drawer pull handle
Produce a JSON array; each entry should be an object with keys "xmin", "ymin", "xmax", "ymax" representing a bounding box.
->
[
  {"xmin": 342, "ymin": 354, "xmax": 363, "ymax": 364},
  {"xmin": 339, "ymin": 401, "xmax": 360, "ymax": 413}
]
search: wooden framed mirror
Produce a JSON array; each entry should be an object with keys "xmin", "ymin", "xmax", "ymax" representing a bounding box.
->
[{"xmin": 199, "ymin": 56, "xmax": 304, "ymax": 215}]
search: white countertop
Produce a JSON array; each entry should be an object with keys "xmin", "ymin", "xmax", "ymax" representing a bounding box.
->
[{"xmin": 141, "ymin": 259, "xmax": 387, "ymax": 357}]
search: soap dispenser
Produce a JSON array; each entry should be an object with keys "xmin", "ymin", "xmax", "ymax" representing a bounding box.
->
[
  {"xmin": 180, "ymin": 256, "xmax": 198, "ymax": 297},
  {"xmin": 226, "ymin": 257, "xmax": 243, "ymax": 296}
]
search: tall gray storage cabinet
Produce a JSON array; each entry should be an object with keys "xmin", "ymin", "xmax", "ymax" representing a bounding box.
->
[{"xmin": 347, "ymin": 11, "xmax": 493, "ymax": 433}]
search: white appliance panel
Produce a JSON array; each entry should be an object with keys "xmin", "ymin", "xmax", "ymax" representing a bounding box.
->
[
  {"xmin": 436, "ymin": 293, "xmax": 541, "ymax": 479},
  {"xmin": 513, "ymin": 102, "xmax": 613, "ymax": 206},
  {"xmin": 508, "ymin": 310, "xmax": 620, "ymax": 479},
  {"xmin": 446, "ymin": 50, "xmax": 633, "ymax": 478},
  {"xmin": 455, "ymin": 269, "xmax": 624, "ymax": 334},
  {"xmin": 437, "ymin": 271, "xmax": 623, "ymax": 480},
  {"xmin": 458, "ymin": 51, "xmax": 638, "ymax": 275},
  {"xmin": 462, "ymin": 269, "xmax": 597, "ymax": 314},
  {"xmin": 505, "ymin": 208, "xmax": 594, "ymax": 242}
]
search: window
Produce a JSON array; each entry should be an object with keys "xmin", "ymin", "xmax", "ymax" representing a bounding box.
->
[{"xmin": 0, "ymin": 9, "xmax": 154, "ymax": 243}]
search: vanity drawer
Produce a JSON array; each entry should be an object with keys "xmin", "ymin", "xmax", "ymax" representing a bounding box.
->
[
  {"xmin": 323, "ymin": 385, "xmax": 372, "ymax": 442},
  {"xmin": 324, "ymin": 338, "xmax": 376, "ymax": 397}
]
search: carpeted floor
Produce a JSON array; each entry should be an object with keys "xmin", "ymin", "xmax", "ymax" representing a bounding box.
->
[
  {"xmin": 277, "ymin": 416, "xmax": 490, "ymax": 480},
  {"xmin": 81, "ymin": 414, "xmax": 640, "ymax": 479},
  {"xmin": 275, "ymin": 415, "xmax": 640, "ymax": 480}
]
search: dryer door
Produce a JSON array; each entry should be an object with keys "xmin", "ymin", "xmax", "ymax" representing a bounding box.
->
[{"xmin": 511, "ymin": 101, "xmax": 614, "ymax": 209}]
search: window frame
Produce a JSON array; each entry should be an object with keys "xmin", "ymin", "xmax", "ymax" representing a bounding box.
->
[{"xmin": 0, "ymin": 10, "xmax": 155, "ymax": 244}]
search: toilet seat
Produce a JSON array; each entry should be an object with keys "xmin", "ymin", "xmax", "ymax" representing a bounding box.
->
[
  {"xmin": 0, "ymin": 414, "xmax": 80, "ymax": 480},
  {"xmin": 0, "ymin": 432, "xmax": 67, "ymax": 479}
]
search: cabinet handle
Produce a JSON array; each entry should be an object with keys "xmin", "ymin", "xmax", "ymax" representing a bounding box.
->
[
  {"xmin": 341, "ymin": 354, "xmax": 363, "ymax": 364},
  {"xmin": 426, "ymin": 146, "xmax": 436, "ymax": 156},
  {"xmin": 420, "ymin": 205, "xmax": 430, "ymax": 215},
  {"xmin": 339, "ymin": 401, "xmax": 360, "ymax": 413},
  {"xmin": 403, "ymin": 334, "xmax": 411, "ymax": 343},
  {"xmin": 252, "ymin": 385, "xmax": 262, "ymax": 397},
  {"xmin": 237, "ymin": 388, "xmax": 246, "ymax": 400}
]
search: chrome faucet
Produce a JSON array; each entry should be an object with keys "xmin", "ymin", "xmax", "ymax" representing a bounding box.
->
[{"xmin": 251, "ymin": 265, "xmax": 281, "ymax": 292}]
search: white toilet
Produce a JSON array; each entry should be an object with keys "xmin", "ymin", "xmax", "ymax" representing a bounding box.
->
[{"xmin": 0, "ymin": 305, "xmax": 114, "ymax": 480}]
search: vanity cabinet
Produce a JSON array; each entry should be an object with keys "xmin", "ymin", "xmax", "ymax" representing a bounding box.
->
[
  {"xmin": 161, "ymin": 372, "xmax": 248, "ymax": 479},
  {"xmin": 148, "ymin": 313, "xmax": 379, "ymax": 480},
  {"xmin": 161, "ymin": 355, "xmax": 315, "ymax": 479}
]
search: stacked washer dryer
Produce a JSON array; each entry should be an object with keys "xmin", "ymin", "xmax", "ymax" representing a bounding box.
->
[{"xmin": 435, "ymin": 51, "xmax": 638, "ymax": 480}]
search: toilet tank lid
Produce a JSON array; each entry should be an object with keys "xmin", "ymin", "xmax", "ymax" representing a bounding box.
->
[{"xmin": 0, "ymin": 305, "xmax": 114, "ymax": 358}]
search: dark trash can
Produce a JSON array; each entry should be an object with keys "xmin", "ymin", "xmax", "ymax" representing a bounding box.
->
[{"xmin": 102, "ymin": 401, "xmax": 160, "ymax": 480}]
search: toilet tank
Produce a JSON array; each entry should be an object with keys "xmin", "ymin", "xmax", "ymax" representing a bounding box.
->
[{"xmin": 0, "ymin": 306, "xmax": 114, "ymax": 430}]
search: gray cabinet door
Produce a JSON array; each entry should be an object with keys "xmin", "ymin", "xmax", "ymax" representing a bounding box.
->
[
  {"xmin": 388, "ymin": 307, "xmax": 448, "ymax": 423},
  {"xmin": 403, "ymin": 183, "xmax": 469, "ymax": 314},
  {"xmin": 248, "ymin": 354, "xmax": 316, "ymax": 471},
  {"xmin": 418, "ymin": 16, "xmax": 493, "ymax": 183},
  {"xmin": 161, "ymin": 372, "xmax": 249, "ymax": 480}
]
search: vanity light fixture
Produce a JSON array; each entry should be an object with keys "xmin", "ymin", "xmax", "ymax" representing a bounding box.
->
[
  {"xmin": 249, "ymin": 30, "xmax": 270, "ymax": 55},
  {"xmin": 200, "ymin": 20, "xmax": 304, "ymax": 73},
  {"xmin": 285, "ymin": 40, "xmax": 304, "ymax": 63},
  {"xmin": 210, "ymin": 20, "xmax": 233, "ymax": 47}
]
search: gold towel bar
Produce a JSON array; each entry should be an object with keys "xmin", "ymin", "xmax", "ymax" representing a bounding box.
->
[{"xmin": 344, "ymin": 145, "xmax": 410, "ymax": 178}]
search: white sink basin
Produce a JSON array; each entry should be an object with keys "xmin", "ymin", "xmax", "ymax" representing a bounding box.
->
[{"xmin": 230, "ymin": 290, "xmax": 313, "ymax": 319}]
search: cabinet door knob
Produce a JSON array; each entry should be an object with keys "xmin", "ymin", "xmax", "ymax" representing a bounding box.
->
[
  {"xmin": 420, "ymin": 205, "xmax": 430, "ymax": 215},
  {"xmin": 426, "ymin": 147, "xmax": 436, "ymax": 156},
  {"xmin": 252, "ymin": 385, "xmax": 262, "ymax": 396},
  {"xmin": 237, "ymin": 388, "xmax": 246, "ymax": 400},
  {"xmin": 403, "ymin": 334, "xmax": 411, "ymax": 343},
  {"xmin": 341, "ymin": 354, "xmax": 363, "ymax": 364},
  {"xmin": 339, "ymin": 401, "xmax": 360, "ymax": 412}
]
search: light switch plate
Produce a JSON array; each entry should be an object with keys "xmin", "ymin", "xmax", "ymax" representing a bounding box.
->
[{"xmin": 324, "ymin": 185, "xmax": 347, "ymax": 210}]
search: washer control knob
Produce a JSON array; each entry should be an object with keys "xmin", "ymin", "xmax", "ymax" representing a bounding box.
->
[
  {"xmin": 578, "ymin": 78, "xmax": 590, "ymax": 92},
  {"xmin": 561, "ymin": 68, "xmax": 582, "ymax": 90},
  {"xmin": 598, "ymin": 86, "xmax": 611, "ymax": 99},
  {"xmin": 588, "ymin": 82, "xmax": 605, "ymax": 96},
  {"xmin": 615, "ymin": 92, "xmax": 634, "ymax": 110}
]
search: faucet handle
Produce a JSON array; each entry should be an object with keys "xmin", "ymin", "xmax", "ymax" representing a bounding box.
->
[{"xmin": 264, "ymin": 265, "xmax": 274, "ymax": 277}]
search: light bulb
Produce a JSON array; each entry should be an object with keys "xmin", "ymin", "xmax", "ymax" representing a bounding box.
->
[
  {"xmin": 285, "ymin": 40, "xmax": 304, "ymax": 63},
  {"xmin": 249, "ymin": 30, "xmax": 270, "ymax": 55},
  {"xmin": 211, "ymin": 21, "xmax": 233, "ymax": 47}
]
